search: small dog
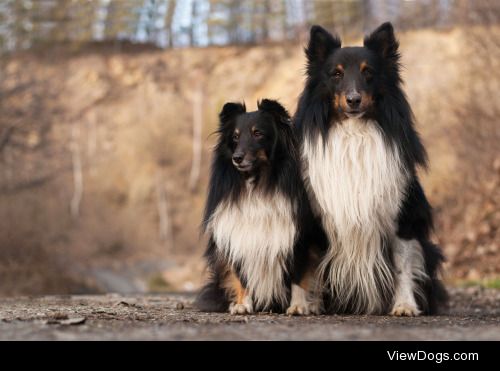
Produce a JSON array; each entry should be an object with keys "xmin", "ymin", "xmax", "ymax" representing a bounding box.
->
[
  {"xmin": 195, "ymin": 99, "xmax": 324, "ymax": 314},
  {"xmin": 294, "ymin": 23, "xmax": 447, "ymax": 315}
]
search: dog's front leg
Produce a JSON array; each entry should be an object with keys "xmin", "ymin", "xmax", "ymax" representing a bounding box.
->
[
  {"xmin": 286, "ymin": 250, "xmax": 321, "ymax": 316},
  {"xmin": 390, "ymin": 238, "xmax": 428, "ymax": 316},
  {"xmin": 287, "ymin": 284, "xmax": 316, "ymax": 315},
  {"xmin": 225, "ymin": 270, "xmax": 254, "ymax": 315}
]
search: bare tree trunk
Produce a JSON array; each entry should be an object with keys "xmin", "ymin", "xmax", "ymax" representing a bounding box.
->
[
  {"xmin": 86, "ymin": 112, "xmax": 97, "ymax": 177},
  {"xmin": 165, "ymin": 0, "xmax": 177, "ymax": 48},
  {"xmin": 188, "ymin": 83, "xmax": 203, "ymax": 191},
  {"xmin": 70, "ymin": 122, "xmax": 83, "ymax": 218},
  {"xmin": 86, "ymin": 113, "xmax": 97, "ymax": 157},
  {"xmin": 156, "ymin": 170, "xmax": 174, "ymax": 250},
  {"xmin": 262, "ymin": 0, "xmax": 272, "ymax": 42}
]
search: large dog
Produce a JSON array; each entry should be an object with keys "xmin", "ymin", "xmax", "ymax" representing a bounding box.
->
[
  {"xmin": 195, "ymin": 99, "xmax": 325, "ymax": 314},
  {"xmin": 294, "ymin": 23, "xmax": 447, "ymax": 315}
]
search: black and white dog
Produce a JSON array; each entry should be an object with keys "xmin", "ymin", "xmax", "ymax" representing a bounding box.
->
[
  {"xmin": 294, "ymin": 23, "xmax": 447, "ymax": 315},
  {"xmin": 196, "ymin": 99, "xmax": 325, "ymax": 315}
]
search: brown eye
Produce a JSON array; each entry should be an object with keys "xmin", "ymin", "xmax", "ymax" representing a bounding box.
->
[
  {"xmin": 232, "ymin": 133, "xmax": 239, "ymax": 142},
  {"xmin": 333, "ymin": 70, "xmax": 344, "ymax": 80},
  {"xmin": 363, "ymin": 68, "xmax": 373, "ymax": 81},
  {"xmin": 253, "ymin": 130, "xmax": 263, "ymax": 138}
]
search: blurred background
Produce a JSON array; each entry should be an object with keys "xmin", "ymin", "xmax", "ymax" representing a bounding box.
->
[{"xmin": 0, "ymin": 0, "xmax": 498, "ymax": 296}]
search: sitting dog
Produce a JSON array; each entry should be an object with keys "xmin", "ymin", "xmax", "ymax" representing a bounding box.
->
[
  {"xmin": 294, "ymin": 23, "xmax": 448, "ymax": 315},
  {"xmin": 196, "ymin": 99, "xmax": 325, "ymax": 315}
]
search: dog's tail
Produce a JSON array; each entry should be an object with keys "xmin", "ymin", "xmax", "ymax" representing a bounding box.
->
[
  {"xmin": 194, "ymin": 277, "xmax": 229, "ymax": 312},
  {"xmin": 419, "ymin": 240, "xmax": 449, "ymax": 314}
]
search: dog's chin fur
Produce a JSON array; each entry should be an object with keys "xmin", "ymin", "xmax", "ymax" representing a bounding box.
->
[
  {"xmin": 303, "ymin": 118, "xmax": 408, "ymax": 314},
  {"xmin": 344, "ymin": 112, "xmax": 365, "ymax": 119}
]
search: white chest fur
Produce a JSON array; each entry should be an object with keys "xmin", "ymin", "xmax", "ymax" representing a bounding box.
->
[
  {"xmin": 302, "ymin": 118, "xmax": 408, "ymax": 313},
  {"xmin": 208, "ymin": 187, "xmax": 296, "ymax": 308}
]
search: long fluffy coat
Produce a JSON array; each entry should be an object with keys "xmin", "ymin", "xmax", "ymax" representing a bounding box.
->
[
  {"xmin": 294, "ymin": 23, "xmax": 447, "ymax": 315},
  {"xmin": 196, "ymin": 99, "xmax": 324, "ymax": 313}
]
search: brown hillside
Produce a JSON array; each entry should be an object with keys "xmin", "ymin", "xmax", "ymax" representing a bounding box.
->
[{"xmin": 0, "ymin": 27, "xmax": 498, "ymax": 295}]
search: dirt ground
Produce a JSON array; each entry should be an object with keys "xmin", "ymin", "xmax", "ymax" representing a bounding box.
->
[{"xmin": 0, "ymin": 287, "xmax": 498, "ymax": 340}]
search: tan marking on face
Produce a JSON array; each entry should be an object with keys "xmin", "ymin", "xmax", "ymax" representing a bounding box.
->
[
  {"xmin": 334, "ymin": 94, "xmax": 340, "ymax": 110},
  {"xmin": 336, "ymin": 64, "xmax": 344, "ymax": 73},
  {"xmin": 360, "ymin": 61, "xmax": 369, "ymax": 72},
  {"xmin": 256, "ymin": 149, "xmax": 268, "ymax": 162},
  {"xmin": 360, "ymin": 91, "xmax": 374, "ymax": 111},
  {"xmin": 339, "ymin": 93, "xmax": 349, "ymax": 112}
]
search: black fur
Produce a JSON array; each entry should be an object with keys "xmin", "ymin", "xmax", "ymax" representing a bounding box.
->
[
  {"xmin": 397, "ymin": 178, "xmax": 448, "ymax": 314},
  {"xmin": 294, "ymin": 23, "xmax": 447, "ymax": 314},
  {"xmin": 196, "ymin": 99, "xmax": 325, "ymax": 313}
]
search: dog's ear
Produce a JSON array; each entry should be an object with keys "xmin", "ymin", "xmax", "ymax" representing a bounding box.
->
[
  {"xmin": 306, "ymin": 25, "xmax": 341, "ymax": 66},
  {"xmin": 219, "ymin": 102, "xmax": 246, "ymax": 125},
  {"xmin": 258, "ymin": 99, "xmax": 290, "ymax": 126},
  {"xmin": 364, "ymin": 22, "xmax": 399, "ymax": 60}
]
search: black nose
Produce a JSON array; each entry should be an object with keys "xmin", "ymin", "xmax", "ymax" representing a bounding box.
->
[
  {"xmin": 346, "ymin": 92, "xmax": 362, "ymax": 108},
  {"xmin": 232, "ymin": 153, "xmax": 244, "ymax": 164}
]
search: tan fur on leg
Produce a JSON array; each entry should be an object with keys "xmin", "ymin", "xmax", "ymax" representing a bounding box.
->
[{"xmin": 222, "ymin": 269, "xmax": 254, "ymax": 315}]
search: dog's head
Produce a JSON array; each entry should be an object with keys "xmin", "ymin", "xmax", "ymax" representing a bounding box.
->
[
  {"xmin": 305, "ymin": 22, "xmax": 400, "ymax": 120},
  {"xmin": 218, "ymin": 99, "xmax": 291, "ymax": 174}
]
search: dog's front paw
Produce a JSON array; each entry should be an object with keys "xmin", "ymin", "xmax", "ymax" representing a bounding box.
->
[
  {"xmin": 390, "ymin": 302, "xmax": 421, "ymax": 317},
  {"xmin": 286, "ymin": 304, "xmax": 309, "ymax": 316},
  {"xmin": 307, "ymin": 301, "xmax": 322, "ymax": 315},
  {"xmin": 286, "ymin": 302, "xmax": 319, "ymax": 316},
  {"xmin": 229, "ymin": 302, "xmax": 253, "ymax": 315}
]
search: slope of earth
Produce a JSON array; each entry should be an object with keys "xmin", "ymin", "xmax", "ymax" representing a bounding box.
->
[{"xmin": 0, "ymin": 26, "xmax": 498, "ymax": 295}]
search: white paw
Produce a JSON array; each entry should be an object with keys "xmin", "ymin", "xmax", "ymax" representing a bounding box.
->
[
  {"xmin": 286, "ymin": 302, "xmax": 319, "ymax": 316},
  {"xmin": 286, "ymin": 304, "xmax": 309, "ymax": 316},
  {"xmin": 390, "ymin": 302, "xmax": 421, "ymax": 317},
  {"xmin": 229, "ymin": 302, "xmax": 253, "ymax": 315}
]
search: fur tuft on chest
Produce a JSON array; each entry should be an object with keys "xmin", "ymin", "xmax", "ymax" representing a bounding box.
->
[
  {"xmin": 207, "ymin": 189, "xmax": 296, "ymax": 308},
  {"xmin": 302, "ymin": 118, "xmax": 407, "ymax": 235}
]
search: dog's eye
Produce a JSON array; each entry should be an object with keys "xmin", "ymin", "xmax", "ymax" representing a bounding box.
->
[
  {"xmin": 253, "ymin": 130, "xmax": 264, "ymax": 139},
  {"xmin": 333, "ymin": 69, "xmax": 343, "ymax": 79},
  {"xmin": 232, "ymin": 133, "xmax": 239, "ymax": 142},
  {"xmin": 363, "ymin": 69, "xmax": 373, "ymax": 81}
]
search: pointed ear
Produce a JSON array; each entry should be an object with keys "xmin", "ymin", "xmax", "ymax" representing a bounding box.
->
[
  {"xmin": 364, "ymin": 22, "xmax": 399, "ymax": 60},
  {"xmin": 257, "ymin": 99, "xmax": 290, "ymax": 126},
  {"xmin": 306, "ymin": 25, "xmax": 341, "ymax": 66},
  {"xmin": 219, "ymin": 102, "xmax": 246, "ymax": 125}
]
